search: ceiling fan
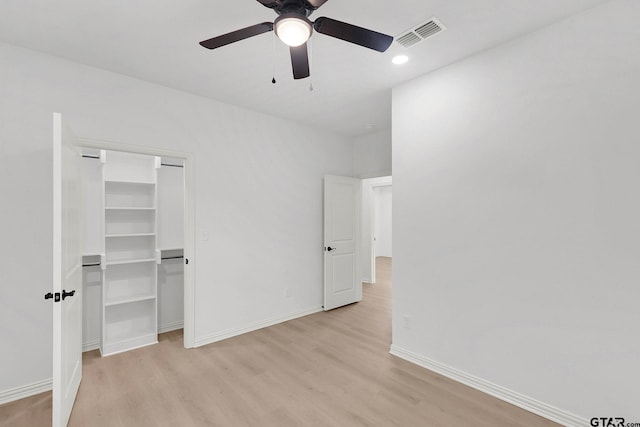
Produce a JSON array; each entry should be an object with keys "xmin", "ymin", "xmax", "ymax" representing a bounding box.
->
[{"xmin": 199, "ymin": 0, "xmax": 394, "ymax": 80}]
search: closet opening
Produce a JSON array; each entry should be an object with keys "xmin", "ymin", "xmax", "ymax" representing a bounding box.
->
[{"xmin": 78, "ymin": 142, "xmax": 194, "ymax": 355}]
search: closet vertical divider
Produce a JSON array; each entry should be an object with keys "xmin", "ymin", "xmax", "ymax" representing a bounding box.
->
[
  {"xmin": 101, "ymin": 151, "xmax": 159, "ymax": 356},
  {"xmin": 99, "ymin": 149, "xmax": 106, "ymax": 356}
]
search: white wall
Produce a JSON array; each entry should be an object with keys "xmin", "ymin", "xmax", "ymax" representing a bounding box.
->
[
  {"xmin": 82, "ymin": 158, "xmax": 103, "ymax": 255},
  {"xmin": 392, "ymin": 0, "xmax": 640, "ymax": 420},
  {"xmin": 0, "ymin": 42, "xmax": 353, "ymax": 395},
  {"xmin": 374, "ymin": 186, "xmax": 392, "ymax": 258},
  {"xmin": 157, "ymin": 163, "xmax": 184, "ymax": 251},
  {"xmin": 353, "ymin": 128, "xmax": 392, "ymax": 178},
  {"xmin": 82, "ymin": 267, "xmax": 102, "ymax": 351},
  {"xmin": 157, "ymin": 257, "xmax": 184, "ymax": 333}
]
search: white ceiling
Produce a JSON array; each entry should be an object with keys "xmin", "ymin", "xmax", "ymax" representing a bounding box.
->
[{"xmin": 0, "ymin": 0, "xmax": 609, "ymax": 136}]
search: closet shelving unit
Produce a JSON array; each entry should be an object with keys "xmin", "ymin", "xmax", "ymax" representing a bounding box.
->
[{"xmin": 101, "ymin": 152, "xmax": 161, "ymax": 356}]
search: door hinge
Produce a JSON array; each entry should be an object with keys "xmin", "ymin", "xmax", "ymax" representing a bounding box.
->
[
  {"xmin": 45, "ymin": 292, "xmax": 61, "ymax": 302},
  {"xmin": 185, "ymin": 258, "xmax": 189, "ymax": 265}
]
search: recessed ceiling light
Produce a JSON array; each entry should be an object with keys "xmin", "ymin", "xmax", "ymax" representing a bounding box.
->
[{"xmin": 392, "ymin": 55, "xmax": 409, "ymax": 65}]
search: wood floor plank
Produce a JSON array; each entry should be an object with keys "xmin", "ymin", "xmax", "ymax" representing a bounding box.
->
[{"xmin": 0, "ymin": 257, "xmax": 559, "ymax": 426}]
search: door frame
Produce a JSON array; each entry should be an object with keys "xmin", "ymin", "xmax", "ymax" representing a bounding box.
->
[
  {"xmin": 362, "ymin": 176, "xmax": 392, "ymax": 284},
  {"xmin": 77, "ymin": 137, "xmax": 196, "ymax": 349}
]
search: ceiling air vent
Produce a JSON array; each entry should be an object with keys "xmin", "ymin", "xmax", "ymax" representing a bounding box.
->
[
  {"xmin": 396, "ymin": 17, "xmax": 446, "ymax": 49},
  {"xmin": 396, "ymin": 32, "xmax": 421, "ymax": 49}
]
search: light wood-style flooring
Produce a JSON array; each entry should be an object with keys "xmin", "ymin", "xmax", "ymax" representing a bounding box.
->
[{"xmin": 0, "ymin": 257, "xmax": 558, "ymax": 426}]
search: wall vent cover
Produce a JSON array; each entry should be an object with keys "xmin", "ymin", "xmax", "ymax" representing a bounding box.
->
[{"xmin": 396, "ymin": 17, "xmax": 446, "ymax": 49}]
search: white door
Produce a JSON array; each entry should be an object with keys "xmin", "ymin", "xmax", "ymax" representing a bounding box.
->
[
  {"xmin": 52, "ymin": 112, "xmax": 83, "ymax": 427},
  {"xmin": 324, "ymin": 175, "xmax": 361, "ymax": 310}
]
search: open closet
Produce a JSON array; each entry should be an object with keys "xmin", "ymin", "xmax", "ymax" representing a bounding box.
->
[{"xmin": 81, "ymin": 150, "xmax": 184, "ymax": 356}]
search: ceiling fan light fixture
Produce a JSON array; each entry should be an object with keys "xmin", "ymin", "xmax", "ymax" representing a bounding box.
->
[{"xmin": 274, "ymin": 14, "xmax": 312, "ymax": 47}]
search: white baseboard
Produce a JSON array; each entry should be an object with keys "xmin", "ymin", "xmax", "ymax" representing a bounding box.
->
[
  {"xmin": 0, "ymin": 379, "xmax": 52, "ymax": 405},
  {"xmin": 82, "ymin": 340, "xmax": 101, "ymax": 353},
  {"xmin": 389, "ymin": 345, "xmax": 587, "ymax": 427},
  {"xmin": 159, "ymin": 320, "xmax": 184, "ymax": 334},
  {"xmin": 194, "ymin": 306, "xmax": 323, "ymax": 348}
]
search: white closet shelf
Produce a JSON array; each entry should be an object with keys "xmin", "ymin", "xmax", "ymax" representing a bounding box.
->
[
  {"xmin": 105, "ymin": 207, "xmax": 156, "ymax": 211},
  {"xmin": 105, "ymin": 233, "xmax": 156, "ymax": 238},
  {"xmin": 105, "ymin": 294, "xmax": 156, "ymax": 307},
  {"xmin": 106, "ymin": 258, "xmax": 157, "ymax": 266},
  {"xmin": 99, "ymin": 151, "xmax": 161, "ymax": 357}
]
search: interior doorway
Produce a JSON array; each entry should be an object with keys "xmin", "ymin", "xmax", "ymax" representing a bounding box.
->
[{"xmin": 362, "ymin": 176, "xmax": 392, "ymax": 285}]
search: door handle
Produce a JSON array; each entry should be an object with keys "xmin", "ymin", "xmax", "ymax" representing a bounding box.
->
[
  {"xmin": 326, "ymin": 247, "xmax": 335, "ymax": 252},
  {"xmin": 45, "ymin": 292, "xmax": 61, "ymax": 302},
  {"xmin": 62, "ymin": 289, "xmax": 76, "ymax": 300}
]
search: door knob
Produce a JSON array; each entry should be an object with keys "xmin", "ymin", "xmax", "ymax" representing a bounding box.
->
[
  {"xmin": 326, "ymin": 247, "xmax": 335, "ymax": 252},
  {"xmin": 62, "ymin": 289, "xmax": 76, "ymax": 300}
]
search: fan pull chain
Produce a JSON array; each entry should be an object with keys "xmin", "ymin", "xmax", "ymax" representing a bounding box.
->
[{"xmin": 272, "ymin": 32, "xmax": 277, "ymax": 84}]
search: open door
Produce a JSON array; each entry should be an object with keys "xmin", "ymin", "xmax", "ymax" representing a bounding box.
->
[
  {"xmin": 51, "ymin": 112, "xmax": 82, "ymax": 427},
  {"xmin": 324, "ymin": 175, "xmax": 361, "ymax": 310}
]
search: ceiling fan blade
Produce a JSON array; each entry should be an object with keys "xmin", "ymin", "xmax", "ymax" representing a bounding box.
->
[
  {"xmin": 304, "ymin": 0, "xmax": 329, "ymax": 9},
  {"xmin": 314, "ymin": 17, "xmax": 393, "ymax": 52},
  {"xmin": 290, "ymin": 43, "xmax": 310, "ymax": 79},
  {"xmin": 199, "ymin": 22, "xmax": 273, "ymax": 50},
  {"xmin": 255, "ymin": 0, "xmax": 279, "ymax": 9}
]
